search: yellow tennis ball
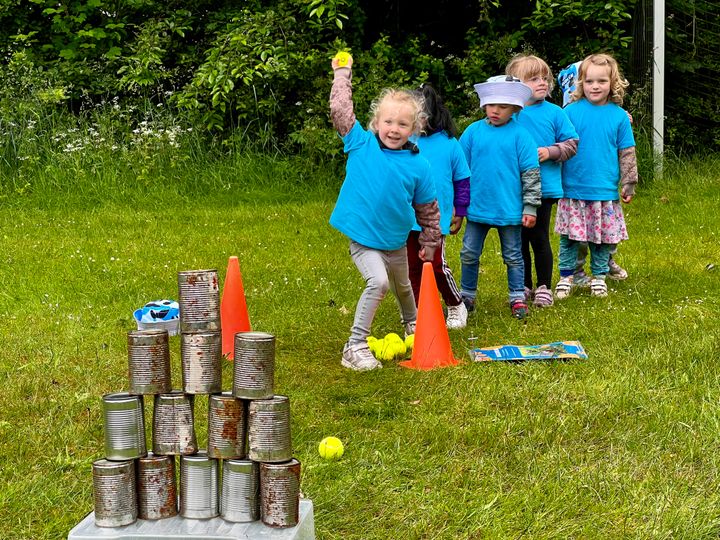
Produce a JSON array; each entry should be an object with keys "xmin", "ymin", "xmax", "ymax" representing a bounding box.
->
[
  {"xmin": 405, "ymin": 334, "xmax": 415, "ymax": 350},
  {"xmin": 334, "ymin": 51, "xmax": 351, "ymax": 67},
  {"xmin": 318, "ymin": 436, "xmax": 344, "ymax": 460},
  {"xmin": 384, "ymin": 332, "xmax": 403, "ymax": 344},
  {"xmin": 368, "ymin": 337, "xmax": 382, "ymax": 357}
]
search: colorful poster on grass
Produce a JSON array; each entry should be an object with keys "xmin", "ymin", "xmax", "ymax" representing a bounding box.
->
[{"xmin": 469, "ymin": 341, "xmax": 587, "ymax": 362}]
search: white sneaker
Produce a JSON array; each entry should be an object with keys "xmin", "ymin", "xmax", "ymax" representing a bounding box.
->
[
  {"xmin": 341, "ymin": 342, "xmax": 382, "ymax": 371},
  {"xmin": 446, "ymin": 302, "xmax": 468, "ymax": 329},
  {"xmin": 590, "ymin": 278, "xmax": 608, "ymax": 297},
  {"xmin": 555, "ymin": 276, "xmax": 574, "ymax": 299}
]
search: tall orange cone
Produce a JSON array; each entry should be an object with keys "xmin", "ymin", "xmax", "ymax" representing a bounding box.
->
[
  {"xmin": 221, "ymin": 256, "xmax": 251, "ymax": 359},
  {"xmin": 399, "ymin": 262, "xmax": 459, "ymax": 370}
]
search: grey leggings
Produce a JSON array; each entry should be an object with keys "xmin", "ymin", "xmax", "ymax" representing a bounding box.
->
[{"xmin": 348, "ymin": 242, "xmax": 417, "ymax": 344}]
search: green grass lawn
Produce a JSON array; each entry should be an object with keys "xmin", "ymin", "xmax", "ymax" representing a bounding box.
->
[{"xmin": 1, "ymin": 156, "xmax": 719, "ymax": 539}]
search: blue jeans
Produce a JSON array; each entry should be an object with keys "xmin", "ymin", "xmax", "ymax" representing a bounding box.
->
[
  {"xmin": 460, "ymin": 221, "xmax": 525, "ymax": 304},
  {"xmin": 558, "ymin": 236, "xmax": 612, "ymax": 277}
]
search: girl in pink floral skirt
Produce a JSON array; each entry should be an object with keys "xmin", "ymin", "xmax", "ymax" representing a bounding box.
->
[{"xmin": 553, "ymin": 53, "xmax": 638, "ymax": 299}]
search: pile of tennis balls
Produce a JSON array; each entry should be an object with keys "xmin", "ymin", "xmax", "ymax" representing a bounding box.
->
[{"xmin": 367, "ymin": 333, "xmax": 414, "ymax": 361}]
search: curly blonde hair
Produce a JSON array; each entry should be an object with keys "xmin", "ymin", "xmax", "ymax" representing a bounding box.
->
[
  {"xmin": 572, "ymin": 53, "xmax": 629, "ymax": 105},
  {"xmin": 505, "ymin": 54, "xmax": 555, "ymax": 94},
  {"xmin": 368, "ymin": 89, "xmax": 426, "ymax": 135}
]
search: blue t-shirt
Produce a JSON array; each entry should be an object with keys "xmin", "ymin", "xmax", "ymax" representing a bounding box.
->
[
  {"xmin": 459, "ymin": 118, "xmax": 539, "ymax": 226},
  {"xmin": 412, "ymin": 131, "xmax": 471, "ymax": 235},
  {"xmin": 515, "ymin": 100, "xmax": 578, "ymax": 199},
  {"xmin": 329, "ymin": 121, "xmax": 436, "ymax": 250},
  {"xmin": 562, "ymin": 99, "xmax": 636, "ymax": 201}
]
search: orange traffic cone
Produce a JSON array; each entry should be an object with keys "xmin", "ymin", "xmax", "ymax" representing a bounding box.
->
[
  {"xmin": 399, "ymin": 262, "xmax": 459, "ymax": 370},
  {"xmin": 220, "ymin": 256, "xmax": 251, "ymax": 360}
]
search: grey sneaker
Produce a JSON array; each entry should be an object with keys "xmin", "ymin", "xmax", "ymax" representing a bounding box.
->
[
  {"xmin": 573, "ymin": 269, "xmax": 591, "ymax": 288},
  {"xmin": 446, "ymin": 302, "xmax": 468, "ymax": 329},
  {"xmin": 461, "ymin": 296, "xmax": 476, "ymax": 313},
  {"xmin": 532, "ymin": 285, "xmax": 554, "ymax": 307},
  {"xmin": 341, "ymin": 342, "xmax": 382, "ymax": 371},
  {"xmin": 608, "ymin": 259, "xmax": 628, "ymax": 280}
]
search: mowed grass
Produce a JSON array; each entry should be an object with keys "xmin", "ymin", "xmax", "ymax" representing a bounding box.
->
[{"xmin": 0, "ymin": 156, "xmax": 719, "ymax": 539}]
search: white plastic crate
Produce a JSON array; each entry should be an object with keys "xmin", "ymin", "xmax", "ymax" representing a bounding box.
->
[{"xmin": 68, "ymin": 498, "xmax": 315, "ymax": 540}]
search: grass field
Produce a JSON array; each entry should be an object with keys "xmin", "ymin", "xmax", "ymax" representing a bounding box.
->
[{"xmin": 1, "ymin": 149, "xmax": 719, "ymax": 539}]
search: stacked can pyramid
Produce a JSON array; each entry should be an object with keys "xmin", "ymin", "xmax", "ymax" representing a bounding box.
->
[{"xmin": 94, "ymin": 268, "xmax": 301, "ymax": 530}]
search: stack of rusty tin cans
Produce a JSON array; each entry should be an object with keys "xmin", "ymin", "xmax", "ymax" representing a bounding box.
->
[{"xmin": 92, "ymin": 268, "xmax": 301, "ymax": 531}]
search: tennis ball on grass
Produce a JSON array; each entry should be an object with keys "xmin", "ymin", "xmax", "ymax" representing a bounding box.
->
[
  {"xmin": 405, "ymin": 334, "xmax": 415, "ymax": 350},
  {"xmin": 319, "ymin": 436, "xmax": 344, "ymax": 460}
]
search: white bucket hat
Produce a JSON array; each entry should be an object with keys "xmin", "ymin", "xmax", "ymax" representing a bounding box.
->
[{"xmin": 474, "ymin": 75, "xmax": 533, "ymax": 109}]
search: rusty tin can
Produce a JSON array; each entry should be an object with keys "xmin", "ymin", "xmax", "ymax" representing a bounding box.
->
[
  {"xmin": 180, "ymin": 451, "xmax": 219, "ymax": 519},
  {"xmin": 102, "ymin": 392, "xmax": 147, "ymax": 461},
  {"xmin": 220, "ymin": 459, "xmax": 259, "ymax": 523},
  {"xmin": 247, "ymin": 395, "xmax": 292, "ymax": 463},
  {"xmin": 127, "ymin": 328, "xmax": 171, "ymax": 395},
  {"xmin": 92, "ymin": 459, "xmax": 137, "ymax": 527},
  {"xmin": 152, "ymin": 392, "xmax": 198, "ymax": 456},
  {"xmin": 180, "ymin": 331, "xmax": 222, "ymax": 394},
  {"xmin": 137, "ymin": 453, "xmax": 177, "ymax": 520},
  {"xmin": 260, "ymin": 459, "xmax": 301, "ymax": 528},
  {"xmin": 178, "ymin": 269, "xmax": 220, "ymax": 333},
  {"xmin": 208, "ymin": 392, "xmax": 246, "ymax": 460},
  {"xmin": 232, "ymin": 332, "xmax": 275, "ymax": 400}
]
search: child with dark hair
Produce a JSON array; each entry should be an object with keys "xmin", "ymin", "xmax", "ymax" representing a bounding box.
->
[
  {"xmin": 406, "ymin": 83, "xmax": 471, "ymax": 329},
  {"xmin": 459, "ymin": 76, "xmax": 541, "ymax": 320}
]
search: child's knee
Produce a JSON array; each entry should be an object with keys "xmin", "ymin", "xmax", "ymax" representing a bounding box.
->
[{"xmin": 366, "ymin": 275, "xmax": 390, "ymax": 296}]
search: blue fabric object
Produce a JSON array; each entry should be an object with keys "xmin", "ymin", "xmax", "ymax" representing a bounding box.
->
[
  {"xmin": 557, "ymin": 61, "xmax": 582, "ymax": 107},
  {"xmin": 411, "ymin": 131, "xmax": 471, "ymax": 234},
  {"xmin": 515, "ymin": 101, "xmax": 578, "ymax": 199},
  {"xmin": 459, "ymin": 118, "xmax": 539, "ymax": 225},
  {"xmin": 133, "ymin": 300, "xmax": 179, "ymax": 323},
  {"xmin": 329, "ymin": 121, "xmax": 436, "ymax": 250},
  {"xmin": 562, "ymin": 99, "xmax": 636, "ymax": 201},
  {"xmin": 460, "ymin": 221, "xmax": 524, "ymax": 303}
]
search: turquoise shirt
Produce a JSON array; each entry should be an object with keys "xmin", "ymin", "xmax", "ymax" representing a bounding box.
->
[
  {"xmin": 515, "ymin": 100, "xmax": 578, "ymax": 199},
  {"xmin": 330, "ymin": 121, "xmax": 436, "ymax": 250},
  {"xmin": 459, "ymin": 118, "xmax": 539, "ymax": 226},
  {"xmin": 562, "ymin": 99, "xmax": 635, "ymax": 201},
  {"xmin": 412, "ymin": 131, "xmax": 471, "ymax": 235}
]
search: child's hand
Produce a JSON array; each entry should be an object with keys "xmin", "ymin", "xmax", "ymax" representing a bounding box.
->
[
  {"xmin": 331, "ymin": 53, "xmax": 353, "ymax": 71},
  {"xmin": 522, "ymin": 214, "xmax": 536, "ymax": 228},
  {"xmin": 419, "ymin": 246, "xmax": 436, "ymax": 262},
  {"xmin": 621, "ymin": 184, "xmax": 634, "ymax": 204},
  {"xmin": 538, "ymin": 147, "xmax": 550, "ymax": 162},
  {"xmin": 449, "ymin": 215, "xmax": 464, "ymax": 235}
]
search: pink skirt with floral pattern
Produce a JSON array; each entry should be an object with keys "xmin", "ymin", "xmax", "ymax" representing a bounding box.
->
[{"xmin": 554, "ymin": 199, "xmax": 628, "ymax": 244}]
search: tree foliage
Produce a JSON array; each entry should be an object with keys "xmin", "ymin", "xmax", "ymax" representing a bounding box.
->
[{"xmin": 0, "ymin": 0, "xmax": 715, "ymax": 154}]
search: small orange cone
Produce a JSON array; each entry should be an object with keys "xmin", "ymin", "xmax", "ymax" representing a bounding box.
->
[
  {"xmin": 399, "ymin": 262, "xmax": 459, "ymax": 370},
  {"xmin": 221, "ymin": 256, "xmax": 251, "ymax": 360}
]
